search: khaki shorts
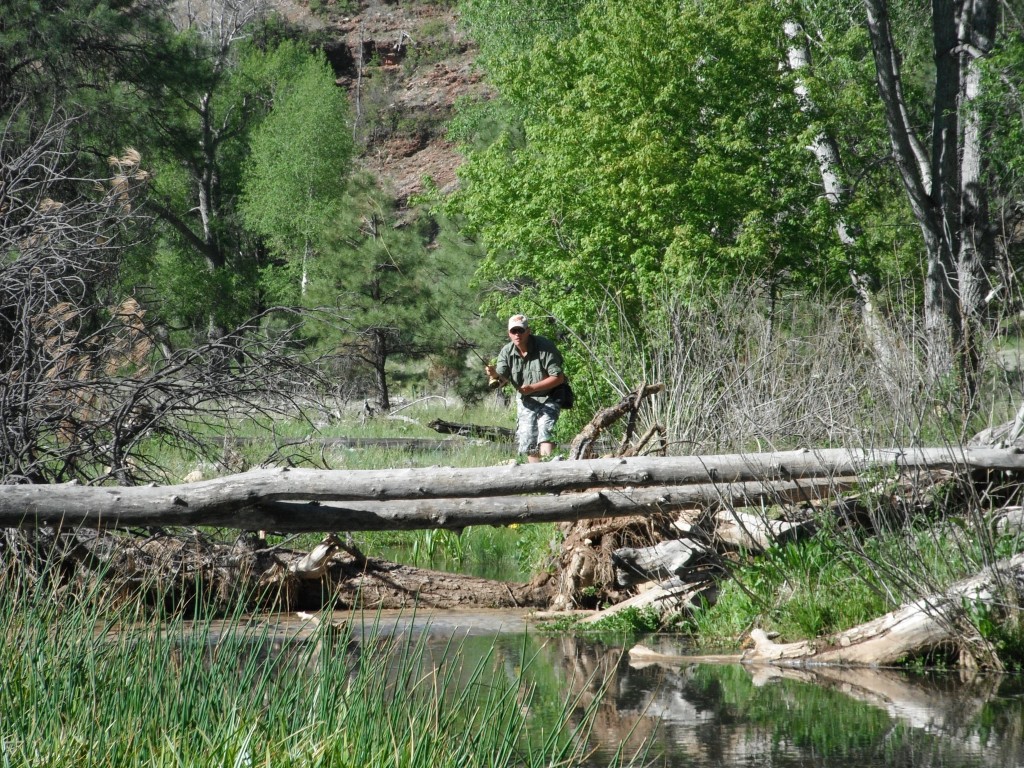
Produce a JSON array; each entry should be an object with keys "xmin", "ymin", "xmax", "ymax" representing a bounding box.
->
[{"xmin": 516, "ymin": 397, "xmax": 561, "ymax": 455}]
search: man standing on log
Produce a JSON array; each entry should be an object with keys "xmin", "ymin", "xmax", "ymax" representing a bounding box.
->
[{"xmin": 484, "ymin": 314, "xmax": 566, "ymax": 463}]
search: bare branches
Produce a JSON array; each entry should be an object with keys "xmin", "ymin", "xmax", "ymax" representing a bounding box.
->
[{"xmin": 1, "ymin": 111, "xmax": 334, "ymax": 486}]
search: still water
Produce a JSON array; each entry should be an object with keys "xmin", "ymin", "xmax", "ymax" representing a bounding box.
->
[{"xmin": 234, "ymin": 609, "xmax": 1024, "ymax": 768}]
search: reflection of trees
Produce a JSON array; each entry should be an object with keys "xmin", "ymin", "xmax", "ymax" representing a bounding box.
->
[{"xmin": 541, "ymin": 636, "xmax": 1024, "ymax": 766}]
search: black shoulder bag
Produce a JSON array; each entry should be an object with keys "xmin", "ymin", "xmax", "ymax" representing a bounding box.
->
[{"xmin": 552, "ymin": 379, "xmax": 575, "ymax": 409}]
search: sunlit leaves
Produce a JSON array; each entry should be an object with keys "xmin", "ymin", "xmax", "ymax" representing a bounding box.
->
[
  {"xmin": 240, "ymin": 42, "xmax": 354, "ymax": 302},
  {"xmin": 452, "ymin": 0, "xmax": 839, "ymax": 336}
]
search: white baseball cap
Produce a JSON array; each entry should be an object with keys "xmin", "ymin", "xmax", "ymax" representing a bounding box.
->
[{"xmin": 507, "ymin": 314, "xmax": 529, "ymax": 331}]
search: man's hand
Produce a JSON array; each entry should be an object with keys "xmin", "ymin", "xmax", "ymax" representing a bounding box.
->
[{"xmin": 484, "ymin": 365, "xmax": 503, "ymax": 389}]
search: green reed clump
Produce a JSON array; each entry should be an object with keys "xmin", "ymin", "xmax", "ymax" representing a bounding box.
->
[
  {"xmin": 690, "ymin": 533, "xmax": 893, "ymax": 645},
  {"xmin": 356, "ymin": 522, "xmax": 561, "ymax": 582},
  {"xmin": 0, "ymin": 562, "xmax": 618, "ymax": 768}
]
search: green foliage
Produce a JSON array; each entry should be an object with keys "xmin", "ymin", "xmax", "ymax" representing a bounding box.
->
[
  {"xmin": 355, "ymin": 522, "xmax": 559, "ymax": 582},
  {"xmin": 302, "ymin": 179, "xmax": 490, "ymax": 406},
  {"xmin": 240, "ymin": 42, "xmax": 355, "ymax": 303},
  {"xmin": 692, "ymin": 533, "xmax": 891, "ymax": 646},
  {"xmin": 451, "ymin": 0, "xmax": 843, "ymax": 345},
  {"xmin": 581, "ymin": 606, "xmax": 663, "ymax": 636},
  {"xmin": 688, "ymin": 664, "xmax": 897, "ymax": 756},
  {"xmin": 0, "ymin": 0, "xmax": 196, "ymax": 167},
  {"xmin": 965, "ymin": 601, "xmax": 1024, "ymax": 671}
]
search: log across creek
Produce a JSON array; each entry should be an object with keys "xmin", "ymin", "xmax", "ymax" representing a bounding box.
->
[{"xmin": 2, "ymin": 446, "xmax": 1023, "ymax": 531}]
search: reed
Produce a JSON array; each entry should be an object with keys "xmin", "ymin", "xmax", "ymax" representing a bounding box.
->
[{"xmin": 0, "ymin": 558, "xmax": 623, "ymax": 768}]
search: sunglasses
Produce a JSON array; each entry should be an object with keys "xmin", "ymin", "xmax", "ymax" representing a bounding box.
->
[{"xmin": 509, "ymin": 327, "xmax": 526, "ymax": 334}]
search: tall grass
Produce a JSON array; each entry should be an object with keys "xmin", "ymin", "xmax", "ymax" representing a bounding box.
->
[
  {"xmin": 357, "ymin": 522, "xmax": 562, "ymax": 582},
  {"xmin": 0, "ymin": 557, "xmax": 626, "ymax": 768}
]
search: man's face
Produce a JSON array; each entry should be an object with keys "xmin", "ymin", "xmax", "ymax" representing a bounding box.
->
[{"xmin": 509, "ymin": 325, "xmax": 529, "ymax": 343}]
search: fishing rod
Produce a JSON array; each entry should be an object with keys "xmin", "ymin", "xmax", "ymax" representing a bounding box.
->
[{"xmin": 430, "ymin": 309, "xmax": 507, "ymax": 388}]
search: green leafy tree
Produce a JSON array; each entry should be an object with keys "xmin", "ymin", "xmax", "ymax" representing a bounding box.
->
[
  {"xmin": 0, "ymin": 0, "xmax": 193, "ymax": 166},
  {"xmin": 128, "ymin": 7, "xmax": 332, "ymax": 347},
  {"xmin": 306, "ymin": 178, "xmax": 484, "ymax": 410},
  {"xmin": 451, "ymin": 0, "xmax": 837, "ymax": 344},
  {"xmin": 240, "ymin": 42, "xmax": 354, "ymax": 304}
]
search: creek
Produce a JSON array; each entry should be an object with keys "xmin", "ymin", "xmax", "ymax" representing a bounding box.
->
[{"xmin": 216, "ymin": 608, "xmax": 1024, "ymax": 768}]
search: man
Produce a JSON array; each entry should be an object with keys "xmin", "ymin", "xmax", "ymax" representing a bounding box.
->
[{"xmin": 484, "ymin": 314, "xmax": 565, "ymax": 462}]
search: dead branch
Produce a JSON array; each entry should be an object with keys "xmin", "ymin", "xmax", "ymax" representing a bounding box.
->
[{"xmin": 569, "ymin": 382, "xmax": 665, "ymax": 459}]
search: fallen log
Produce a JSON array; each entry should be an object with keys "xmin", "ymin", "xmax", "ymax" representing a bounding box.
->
[
  {"xmin": 0, "ymin": 526, "xmax": 548, "ymax": 612},
  {"xmin": 577, "ymin": 576, "xmax": 718, "ymax": 624},
  {"xmin": 427, "ymin": 419, "xmax": 514, "ymax": 441},
  {"xmin": 0, "ymin": 476, "xmax": 853, "ymax": 533},
  {"xmin": 210, "ymin": 435, "xmax": 480, "ymax": 451},
  {"xmin": 739, "ymin": 552, "xmax": 1024, "ymax": 670},
  {"xmin": 612, "ymin": 539, "xmax": 708, "ymax": 586},
  {"xmin": 706, "ymin": 509, "xmax": 818, "ymax": 552},
  {"xmin": 609, "ymin": 508, "xmax": 818, "ymax": 589},
  {"xmin": 2, "ymin": 447, "xmax": 1013, "ymax": 530}
]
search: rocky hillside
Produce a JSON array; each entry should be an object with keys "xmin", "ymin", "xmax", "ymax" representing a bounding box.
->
[{"xmin": 273, "ymin": 0, "xmax": 488, "ymax": 206}]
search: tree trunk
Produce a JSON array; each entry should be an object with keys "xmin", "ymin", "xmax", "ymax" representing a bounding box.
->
[
  {"xmin": 864, "ymin": 0, "xmax": 998, "ymax": 398},
  {"xmin": 783, "ymin": 19, "xmax": 905, "ymax": 385},
  {"xmin": 371, "ymin": 328, "xmax": 390, "ymax": 411},
  {"xmin": 955, "ymin": 0, "xmax": 998, "ymax": 398},
  {"xmin": 3, "ymin": 447, "xmax": 1022, "ymax": 530}
]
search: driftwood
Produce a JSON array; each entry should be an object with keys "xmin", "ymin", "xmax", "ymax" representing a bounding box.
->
[
  {"xmin": 615, "ymin": 505, "xmax": 824, "ymax": 587},
  {"xmin": 0, "ymin": 526, "xmax": 548, "ymax": 613},
  {"xmin": 578, "ymin": 577, "xmax": 719, "ymax": 625},
  {"xmin": 612, "ymin": 539, "xmax": 708, "ymax": 586},
  {"xmin": 707, "ymin": 509, "xmax": 819, "ymax": 551},
  {"xmin": 0, "ymin": 474, "xmax": 858, "ymax": 533},
  {"xmin": 736, "ymin": 552, "xmax": 1024, "ymax": 670},
  {"xmin": 624, "ymin": 552, "xmax": 1024, "ymax": 671},
  {"xmin": 4, "ymin": 447, "xmax": 1023, "ymax": 531},
  {"xmin": 568, "ymin": 383, "xmax": 666, "ymax": 459}
]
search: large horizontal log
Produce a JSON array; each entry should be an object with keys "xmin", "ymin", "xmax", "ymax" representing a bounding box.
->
[
  {"xmin": 0, "ymin": 446, "xmax": 1019, "ymax": 531},
  {"xmin": 0, "ymin": 477, "xmax": 846, "ymax": 532}
]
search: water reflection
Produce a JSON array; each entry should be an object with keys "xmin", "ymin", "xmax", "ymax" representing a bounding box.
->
[
  {"xmin": 198, "ymin": 611, "xmax": 1024, "ymax": 767},
  {"xmin": 535, "ymin": 635, "xmax": 1024, "ymax": 768},
  {"xmin": 383, "ymin": 613, "xmax": 1024, "ymax": 768}
]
